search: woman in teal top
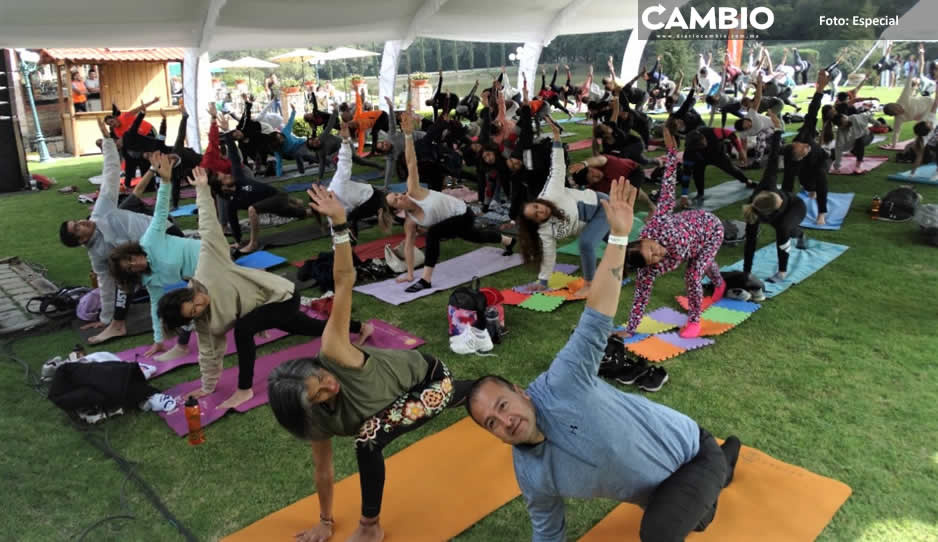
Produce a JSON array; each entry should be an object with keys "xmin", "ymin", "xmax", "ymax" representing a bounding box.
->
[{"xmin": 108, "ymin": 152, "xmax": 201, "ymax": 361}]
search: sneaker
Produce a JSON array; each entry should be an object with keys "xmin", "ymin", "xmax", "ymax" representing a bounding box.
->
[
  {"xmin": 725, "ymin": 288, "xmax": 751, "ymax": 302},
  {"xmin": 637, "ymin": 366, "xmax": 669, "ymax": 392},
  {"xmin": 450, "ymin": 327, "xmax": 494, "ymax": 355},
  {"xmin": 749, "ymin": 288, "xmax": 766, "ymax": 302},
  {"xmin": 471, "ymin": 327, "xmax": 494, "ymax": 352},
  {"xmin": 615, "ymin": 362, "xmax": 650, "ymax": 385}
]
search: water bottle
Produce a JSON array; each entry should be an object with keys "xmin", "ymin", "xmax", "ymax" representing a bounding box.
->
[
  {"xmin": 485, "ymin": 307, "xmax": 502, "ymax": 345},
  {"xmin": 29, "ymin": 179, "xmax": 37, "ymax": 191},
  {"xmin": 185, "ymin": 396, "xmax": 205, "ymax": 446},
  {"xmin": 871, "ymin": 195, "xmax": 881, "ymax": 219}
]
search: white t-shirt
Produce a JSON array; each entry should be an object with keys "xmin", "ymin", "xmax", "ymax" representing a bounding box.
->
[
  {"xmin": 328, "ymin": 141, "xmax": 373, "ymax": 213},
  {"xmin": 408, "ymin": 190, "xmax": 467, "ymax": 228},
  {"xmin": 736, "ymin": 111, "xmax": 778, "ymax": 138}
]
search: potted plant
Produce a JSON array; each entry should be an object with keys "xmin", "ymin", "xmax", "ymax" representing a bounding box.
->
[
  {"xmin": 411, "ymin": 72, "xmax": 430, "ymax": 87},
  {"xmin": 282, "ymin": 78, "xmax": 302, "ymax": 94},
  {"xmin": 349, "ymin": 74, "xmax": 364, "ymax": 89},
  {"xmin": 234, "ymin": 77, "xmax": 247, "ymax": 85}
]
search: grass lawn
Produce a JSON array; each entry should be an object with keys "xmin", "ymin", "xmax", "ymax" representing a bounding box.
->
[{"xmin": 2, "ymin": 84, "xmax": 937, "ymax": 542}]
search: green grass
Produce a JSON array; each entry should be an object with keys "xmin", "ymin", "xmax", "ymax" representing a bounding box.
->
[{"xmin": 3, "ymin": 85, "xmax": 938, "ymax": 542}]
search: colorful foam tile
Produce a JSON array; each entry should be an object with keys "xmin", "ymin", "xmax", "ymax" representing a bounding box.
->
[
  {"xmin": 655, "ymin": 332, "xmax": 715, "ymax": 352},
  {"xmin": 547, "ymin": 272, "xmax": 578, "ymax": 290},
  {"xmin": 713, "ymin": 298, "xmax": 761, "ymax": 313},
  {"xmin": 701, "ymin": 305, "xmax": 752, "ymax": 325},
  {"xmin": 645, "ymin": 307, "xmax": 688, "ymax": 327},
  {"xmin": 513, "ymin": 282, "xmax": 545, "ymax": 294},
  {"xmin": 626, "ymin": 336, "xmax": 686, "ymax": 363},
  {"xmin": 518, "ymin": 293, "xmax": 566, "ymax": 312},
  {"xmin": 499, "ymin": 289, "xmax": 531, "ymax": 306},
  {"xmin": 612, "ymin": 329, "xmax": 649, "ymax": 345},
  {"xmin": 635, "ymin": 316, "xmax": 677, "ymax": 335},
  {"xmin": 699, "ymin": 319, "xmax": 736, "ymax": 336}
]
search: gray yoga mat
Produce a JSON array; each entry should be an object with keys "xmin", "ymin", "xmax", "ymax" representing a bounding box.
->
[
  {"xmin": 255, "ymin": 222, "xmax": 330, "ymax": 250},
  {"xmin": 695, "ymin": 180, "xmax": 754, "ymax": 212},
  {"xmin": 73, "ymin": 302, "xmax": 152, "ymax": 344}
]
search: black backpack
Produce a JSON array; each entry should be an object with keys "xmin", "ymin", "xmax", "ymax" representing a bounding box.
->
[
  {"xmin": 721, "ymin": 219, "xmax": 747, "ymax": 246},
  {"xmin": 878, "ymin": 187, "xmax": 920, "ymax": 222},
  {"xmin": 448, "ymin": 277, "xmax": 487, "ymax": 329},
  {"xmin": 26, "ymin": 287, "xmax": 91, "ymax": 318}
]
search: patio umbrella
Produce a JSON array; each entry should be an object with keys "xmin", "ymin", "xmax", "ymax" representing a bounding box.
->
[
  {"xmin": 229, "ymin": 56, "xmax": 279, "ymax": 90},
  {"xmin": 270, "ymin": 49, "xmax": 325, "ymax": 84},
  {"xmin": 316, "ymin": 47, "xmax": 380, "ymax": 98}
]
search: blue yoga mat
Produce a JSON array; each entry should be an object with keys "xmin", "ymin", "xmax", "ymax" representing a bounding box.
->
[
  {"xmin": 234, "ymin": 250, "xmax": 287, "ymax": 269},
  {"xmin": 798, "ymin": 191, "xmax": 854, "ymax": 231},
  {"xmin": 388, "ymin": 182, "xmax": 428, "ymax": 193},
  {"xmin": 169, "ymin": 203, "xmax": 198, "ymax": 217},
  {"xmin": 888, "ymin": 164, "xmax": 938, "ymax": 185},
  {"xmin": 719, "ymin": 240, "xmax": 848, "ymax": 298},
  {"xmin": 284, "ymin": 183, "xmax": 311, "ymax": 193}
]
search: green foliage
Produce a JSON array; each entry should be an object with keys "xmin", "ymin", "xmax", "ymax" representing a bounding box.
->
[
  {"xmin": 291, "ymin": 117, "xmax": 312, "ymax": 138},
  {"xmin": 654, "ymin": 40, "xmax": 694, "ymax": 80},
  {"xmin": 411, "ymin": 72, "xmax": 430, "ymax": 81}
]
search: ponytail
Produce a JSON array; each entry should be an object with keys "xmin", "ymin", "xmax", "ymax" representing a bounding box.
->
[{"xmin": 821, "ymin": 120, "xmax": 835, "ymax": 145}]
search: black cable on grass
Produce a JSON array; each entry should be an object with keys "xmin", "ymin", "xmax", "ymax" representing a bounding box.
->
[{"xmin": 0, "ymin": 333, "xmax": 197, "ymax": 542}]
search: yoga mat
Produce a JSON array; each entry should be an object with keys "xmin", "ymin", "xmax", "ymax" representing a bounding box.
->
[
  {"xmin": 798, "ymin": 191, "xmax": 854, "ymax": 231},
  {"xmin": 353, "ymin": 247, "xmax": 523, "ymax": 306},
  {"xmin": 442, "ymin": 186, "xmax": 479, "ymax": 203},
  {"xmin": 829, "ymin": 155, "xmax": 888, "ymax": 175},
  {"xmin": 718, "ymin": 240, "xmax": 848, "ymax": 298},
  {"xmin": 676, "ymin": 297, "xmax": 762, "ymax": 315},
  {"xmin": 701, "ymin": 305, "xmax": 752, "ymax": 325},
  {"xmin": 499, "ymin": 289, "xmax": 531, "ymax": 305},
  {"xmin": 256, "ymin": 223, "xmax": 330, "ymax": 249},
  {"xmin": 160, "ymin": 319, "xmax": 424, "ymax": 436},
  {"xmin": 879, "ymin": 139, "xmax": 913, "ymax": 151},
  {"xmin": 696, "ymin": 181, "xmax": 753, "ymax": 212},
  {"xmin": 73, "ymin": 303, "xmax": 152, "ymax": 344},
  {"xmin": 509, "ymin": 264, "xmax": 580, "ymax": 294},
  {"xmin": 235, "ymin": 250, "xmax": 287, "ymax": 269},
  {"xmin": 139, "ymin": 188, "xmax": 196, "ymax": 206},
  {"xmin": 279, "ymin": 267, "xmax": 317, "ymax": 292},
  {"xmin": 556, "ymin": 215, "xmax": 646, "ymax": 258},
  {"xmin": 518, "ymin": 293, "xmax": 566, "ymax": 312},
  {"xmin": 568, "ymin": 139, "xmax": 594, "ymax": 152},
  {"xmin": 626, "ymin": 335, "xmax": 686, "ymax": 362},
  {"xmin": 117, "ymin": 328, "xmax": 290, "ymax": 380},
  {"xmin": 635, "ymin": 316, "xmax": 678, "ymax": 335},
  {"xmin": 222, "ymin": 418, "xmax": 520, "ymax": 542},
  {"xmin": 578, "ymin": 444, "xmax": 851, "ymax": 542},
  {"xmin": 888, "ymin": 163, "xmax": 938, "ymax": 185},
  {"xmin": 388, "ymin": 182, "xmax": 427, "ymax": 193},
  {"xmin": 169, "ymin": 203, "xmax": 198, "ymax": 217},
  {"xmin": 283, "ymin": 182, "xmax": 313, "ymax": 193},
  {"xmin": 547, "ymin": 271, "xmax": 578, "ymax": 290}
]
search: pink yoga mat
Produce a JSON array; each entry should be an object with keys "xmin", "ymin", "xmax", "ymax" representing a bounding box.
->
[
  {"xmin": 829, "ymin": 155, "xmax": 888, "ymax": 175},
  {"xmin": 158, "ymin": 319, "xmax": 425, "ymax": 436},
  {"xmin": 441, "ymin": 186, "xmax": 479, "ymax": 203},
  {"xmin": 568, "ymin": 139, "xmax": 595, "ymax": 151},
  {"xmin": 879, "ymin": 139, "xmax": 913, "ymax": 151},
  {"xmin": 140, "ymin": 188, "xmax": 197, "ymax": 206},
  {"xmin": 290, "ymin": 235, "xmax": 429, "ymax": 266}
]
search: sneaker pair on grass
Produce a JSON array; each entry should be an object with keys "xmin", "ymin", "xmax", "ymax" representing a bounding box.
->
[
  {"xmin": 450, "ymin": 327, "xmax": 494, "ymax": 355},
  {"xmin": 598, "ymin": 337, "xmax": 669, "ymax": 392}
]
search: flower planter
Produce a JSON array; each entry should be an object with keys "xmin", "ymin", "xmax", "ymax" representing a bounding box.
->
[{"xmin": 412, "ymin": 79, "xmax": 429, "ymax": 88}]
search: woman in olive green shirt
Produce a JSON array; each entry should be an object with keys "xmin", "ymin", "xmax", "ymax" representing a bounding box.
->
[{"xmin": 268, "ymin": 179, "xmax": 470, "ymax": 542}]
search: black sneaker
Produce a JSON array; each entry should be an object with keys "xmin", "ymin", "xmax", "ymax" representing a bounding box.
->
[
  {"xmin": 721, "ymin": 436, "xmax": 741, "ymax": 487},
  {"xmin": 636, "ymin": 366, "xmax": 669, "ymax": 392},
  {"xmin": 615, "ymin": 362, "xmax": 650, "ymax": 385},
  {"xmin": 598, "ymin": 360, "xmax": 621, "ymax": 379}
]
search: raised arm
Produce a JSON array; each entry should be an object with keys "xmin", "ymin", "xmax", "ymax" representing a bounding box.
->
[
  {"xmin": 401, "ymin": 109, "xmax": 428, "ymax": 200},
  {"xmin": 307, "ymin": 184, "xmax": 366, "ymax": 368},
  {"xmin": 329, "ymin": 124, "xmax": 355, "ymax": 192},
  {"xmin": 190, "ymin": 167, "xmax": 231, "ymax": 266},
  {"xmin": 750, "ymin": 74, "xmax": 764, "ymax": 112},
  {"xmin": 654, "ymin": 128, "xmax": 680, "ymax": 216},
  {"xmin": 142, "ymin": 153, "xmax": 176, "ymax": 344},
  {"xmin": 93, "ymin": 138, "xmax": 122, "ymax": 215}
]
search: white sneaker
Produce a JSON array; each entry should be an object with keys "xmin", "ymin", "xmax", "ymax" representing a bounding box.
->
[
  {"xmin": 450, "ymin": 328, "xmax": 478, "ymax": 355},
  {"xmin": 471, "ymin": 327, "xmax": 494, "ymax": 352}
]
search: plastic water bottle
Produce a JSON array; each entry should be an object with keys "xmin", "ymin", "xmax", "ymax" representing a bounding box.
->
[
  {"xmin": 185, "ymin": 396, "xmax": 205, "ymax": 446},
  {"xmin": 871, "ymin": 195, "xmax": 881, "ymax": 219},
  {"xmin": 485, "ymin": 307, "xmax": 502, "ymax": 345}
]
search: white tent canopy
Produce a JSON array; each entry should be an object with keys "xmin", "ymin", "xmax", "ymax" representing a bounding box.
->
[
  {"xmin": 0, "ymin": 0, "xmax": 649, "ymax": 148},
  {"xmin": 229, "ymin": 56, "xmax": 279, "ymax": 68}
]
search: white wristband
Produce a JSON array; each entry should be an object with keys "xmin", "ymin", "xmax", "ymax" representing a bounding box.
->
[
  {"xmin": 332, "ymin": 233, "xmax": 351, "ymax": 246},
  {"xmin": 607, "ymin": 235, "xmax": 630, "ymax": 246}
]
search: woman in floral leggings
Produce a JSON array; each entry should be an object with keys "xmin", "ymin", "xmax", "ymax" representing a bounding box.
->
[
  {"xmin": 623, "ymin": 127, "xmax": 726, "ymax": 339},
  {"xmin": 267, "ymin": 185, "xmax": 470, "ymax": 542}
]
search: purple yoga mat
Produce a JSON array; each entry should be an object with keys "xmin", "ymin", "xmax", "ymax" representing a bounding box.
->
[
  {"xmin": 646, "ymin": 307, "xmax": 688, "ymax": 327},
  {"xmin": 655, "ymin": 332, "xmax": 715, "ymax": 351},
  {"xmin": 119, "ymin": 328, "xmax": 290, "ymax": 380},
  {"xmin": 354, "ymin": 247, "xmax": 524, "ymax": 305},
  {"xmin": 159, "ymin": 319, "xmax": 425, "ymax": 436},
  {"xmin": 139, "ymin": 188, "xmax": 197, "ymax": 206}
]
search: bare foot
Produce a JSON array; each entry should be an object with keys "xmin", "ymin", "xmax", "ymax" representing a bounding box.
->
[
  {"xmin": 88, "ymin": 321, "xmax": 127, "ymax": 344},
  {"xmin": 80, "ymin": 321, "xmax": 106, "ymax": 331},
  {"xmin": 346, "ymin": 523, "xmax": 384, "ymax": 542},
  {"xmin": 187, "ymin": 388, "xmax": 211, "ymax": 400},
  {"xmin": 218, "ymin": 388, "xmax": 254, "ymax": 410},
  {"xmin": 239, "ymin": 241, "xmax": 258, "ymax": 254},
  {"xmin": 573, "ymin": 285, "xmax": 591, "ymax": 298},
  {"xmin": 355, "ymin": 322, "xmax": 375, "ymax": 346},
  {"xmin": 154, "ymin": 343, "xmax": 192, "ymax": 362},
  {"xmin": 815, "ymin": 213, "xmax": 827, "ymax": 226}
]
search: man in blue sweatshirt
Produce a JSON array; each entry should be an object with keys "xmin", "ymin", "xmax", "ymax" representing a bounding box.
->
[{"xmin": 466, "ymin": 178, "xmax": 741, "ymax": 542}]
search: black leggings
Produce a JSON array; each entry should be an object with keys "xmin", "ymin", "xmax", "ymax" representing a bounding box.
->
[
  {"xmin": 425, "ymin": 209, "xmax": 501, "ymax": 267},
  {"xmin": 354, "ymin": 354, "xmax": 471, "ymax": 518},
  {"xmin": 347, "ymin": 189, "xmax": 384, "ymax": 239},
  {"xmin": 234, "ymin": 293, "xmax": 361, "ymax": 390},
  {"xmin": 851, "ymin": 132, "xmax": 874, "ymax": 164},
  {"xmin": 639, "ymin": 427, "xmax": 731, "ymax": 542},
  {"xmin": 683, "ymin": 150, "xmax": 748, "ymax": 196},
  {"xmin": 743, "ymin": 197, "xmax": 807, "ymax": 274},
  {"xmin": 251, "ymin": 191, "xmax": 308, "ymax": 219}
]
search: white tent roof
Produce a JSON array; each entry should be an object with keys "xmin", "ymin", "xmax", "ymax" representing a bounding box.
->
[
  {"xmin": 0, "ymin": 0, "xmax": 639, "ymax": 50},
  {"xmin": 880, "ymin": 0, "xmax": 934, "ymax": 42}
]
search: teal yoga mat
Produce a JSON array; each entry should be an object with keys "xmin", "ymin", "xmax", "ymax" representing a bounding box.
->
[
  {"xmin": 718, "ymin": 240, "xmax": 848, "ymax": 298},
  {"xmin": 557, "ymin": 214, "xmax": 646, "ymax": 257},
  {"xmin": 798, "ymin": 191, "xmax": 854, "ymax": 231},
  {"xmin": 888, "ymin": 164, "xmax": 938, "ymax": 185},
  {"xmin": 169, "ymin": 203, "xmax": 197, "ymax": 217}
]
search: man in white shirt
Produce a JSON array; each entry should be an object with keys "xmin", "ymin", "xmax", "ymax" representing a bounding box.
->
[{"xmin": 884, "ymin": 76, "xmax": 938, "ymax": 148}]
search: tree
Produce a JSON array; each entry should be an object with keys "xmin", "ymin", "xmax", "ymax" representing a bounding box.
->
[
  {"xmin": 652, "ymin": 39, "xmax": 694, "ymax": 81},
  {"xmin": 418, "ymin": 40, "xmax": 427, "ymax": 72},
  {"xmin": 499, "ymin": 43, "xmax": 506, "ymax": 67},
  {"xmin": 436, "ymin": 40, "xmax": 444, "ymax": 71},
  {"xmin": 467, "ymin": 43, "xmax": 475, "ymax": 69},
  {"xmin": 452, "ymin": 41, "xmax": 459, "ymax": 72},
  {"xmin": 485, "ymin": 42, "xmax": 492, "ymax": 68}
]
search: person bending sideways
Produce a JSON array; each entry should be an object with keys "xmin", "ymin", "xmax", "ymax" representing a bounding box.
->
[
  {"xmin": 883, "ymin": 74, "xmax": 938, "ymax": 148},
  {"xmin": 108, "ymin": 152, "xmax": 203, "ymax": 362},
  {"xmin": 268, "ymin": 185, "xmax": 473, "ymax": 542},
  {"xmin": 624, "ymin": 127, "xmax": 726, "ymax": 339},
  {"xmin": 742, "ymin": 131, "xmax": 808, "ymax": 284},
  {"xmin": 327, "ymin": 122, "xmax": 394, "ymax": 240},
  {"xmin": 385, "ymin": 108, "xmax": 515, "ymax": 293},
  {"xmin": 467, "ymin": 178, "xmax": 740, "ymax": 542},
  {"xmin": 783, "ymin": 70, "xmax": 832, "ymax": 226},
  {"xmin": 59, "ymin": 119, "xmax": 178, "ymax": 345},
  {"xmin": 517, "ymin": 120, "xmax": 609, "ymax": 298},
  {"xmin": 157, "ymin": 168, "xmax": 372, "ymax": 410}
]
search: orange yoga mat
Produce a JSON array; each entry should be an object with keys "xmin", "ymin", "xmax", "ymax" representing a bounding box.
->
[
  {"xmin": 579, "ymin": 444, "xmax": 851, "ymax": 542},
  {"xmin": 223, "ymin": 418, "xmax": 520, "ymax": 542}
]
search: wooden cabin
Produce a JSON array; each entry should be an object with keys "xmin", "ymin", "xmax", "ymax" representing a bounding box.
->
[{"xmin": 39, "ymin": 48, "xmax": 186, "ymax": 157}]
